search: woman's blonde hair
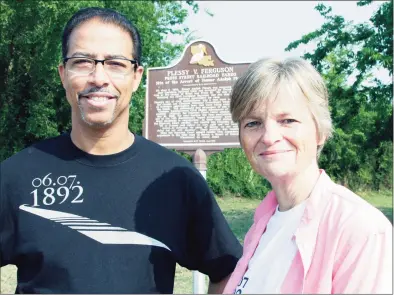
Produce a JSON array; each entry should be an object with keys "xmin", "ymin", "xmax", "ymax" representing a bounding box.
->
[{"xmin": 230, "ymin": 57, "xmax": 333, "ymax": 156}]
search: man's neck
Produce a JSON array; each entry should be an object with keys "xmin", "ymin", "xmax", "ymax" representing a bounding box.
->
[
  {"xmin": 70, "ymin": 120, "xmax": 134, "ymax": 156},
  {"xmin": 269, "ymin": 163, "xmax": 321, "ymax": 212}
]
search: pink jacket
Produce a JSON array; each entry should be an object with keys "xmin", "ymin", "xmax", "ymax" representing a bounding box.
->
[{"xmin": 224, "ymin": 171, "xmax": 392, "ymax": 294}]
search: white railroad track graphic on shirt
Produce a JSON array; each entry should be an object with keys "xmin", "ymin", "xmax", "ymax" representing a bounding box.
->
[{"xmin": 19, "ymin": 204, "xmax": 170, "ymax": 251}]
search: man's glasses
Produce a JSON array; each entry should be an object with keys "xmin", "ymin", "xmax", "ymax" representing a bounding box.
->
[{"xmin": 63, "ymin": 57, "xmax": 138, "ymax": 77}]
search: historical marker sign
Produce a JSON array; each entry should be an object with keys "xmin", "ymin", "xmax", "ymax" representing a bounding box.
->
[{"xmin": 144, "ymin": 40, "xmax": 250, "ymax": 152}]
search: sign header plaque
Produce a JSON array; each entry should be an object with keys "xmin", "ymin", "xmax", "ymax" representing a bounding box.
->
[{"xmin": 144, "ymin": 40, "xmax": 250, "ymax": 152}]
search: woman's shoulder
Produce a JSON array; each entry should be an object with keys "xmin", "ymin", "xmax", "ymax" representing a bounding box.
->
[{"xmin": 325, "ymin": 181, "xmax": 391, "ymax": 237}]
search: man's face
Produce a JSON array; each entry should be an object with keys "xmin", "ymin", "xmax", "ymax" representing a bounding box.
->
[{"xmin": 59, "ymin": 19, "xmax": 143, "ymax": 128}]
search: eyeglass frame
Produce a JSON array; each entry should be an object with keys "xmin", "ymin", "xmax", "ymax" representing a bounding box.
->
[{"xmin": 63, "ymin": 56, "xmax": 139, "ymax": 76}]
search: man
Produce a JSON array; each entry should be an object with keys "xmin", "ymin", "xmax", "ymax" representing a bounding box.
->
[{"xmin": 0, "ymin": 7, "xmax": 242, "ymax": 293}]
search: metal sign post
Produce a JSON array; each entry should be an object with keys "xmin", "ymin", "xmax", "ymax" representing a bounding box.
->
[{"xmin": 192, "ymin": 149, "xmax": 208, "ymax": 294}]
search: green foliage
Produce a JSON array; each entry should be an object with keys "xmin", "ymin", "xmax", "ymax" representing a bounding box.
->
[
  {"xmin": 1, "ymin": 1, "xmax": 392, "ymax": 197},
  {"xmin": 286, "ymin": 0, "xmax": 393, "ymax": 191},
  {"xmin": 0, "ymin": 0, "xmax": 197, "ymax": 160},
  {"xmin": 206, "ymin": 1, "xmax": 392, "ymax": 196},
  {"xmin": 207, "ymin": 149, "xmax": 271, "ymax": 199}
]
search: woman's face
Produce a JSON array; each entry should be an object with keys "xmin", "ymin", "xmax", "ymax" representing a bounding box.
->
[{"xmin": 239, "ymin": 85, "xmax": 324, "ymax": 182}]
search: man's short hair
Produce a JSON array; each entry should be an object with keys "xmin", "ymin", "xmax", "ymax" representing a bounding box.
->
[{"xmin": 62, "ymin": 7, "xmax": 142, "ymax": 65}]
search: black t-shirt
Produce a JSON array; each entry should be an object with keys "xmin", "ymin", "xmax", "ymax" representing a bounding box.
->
[{"xmin": 0, "ymin": 133, "xmax": 242, "ymax": 293}]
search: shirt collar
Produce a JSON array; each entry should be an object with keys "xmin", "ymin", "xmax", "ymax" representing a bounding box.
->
[
  {"xmin": 294, "ymin": 170, "xmax": 333, "ymax": 277},
  {"xmin": 259, "ymin": 170, "xmax": 334, "ymax": 277}
]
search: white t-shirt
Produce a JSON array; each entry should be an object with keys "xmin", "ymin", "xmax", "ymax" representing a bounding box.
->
[{"xmin": 234, "ymin": 201, "xmax": 306, "ymax": 294}]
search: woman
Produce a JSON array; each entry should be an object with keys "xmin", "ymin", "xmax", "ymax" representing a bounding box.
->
[{"xmin": 223, "ymin": 57, "xmax": 392, "ymax": 294}]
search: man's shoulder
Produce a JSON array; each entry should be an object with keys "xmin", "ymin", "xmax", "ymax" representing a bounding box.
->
[
  {"xmin": 1, "ymin": 134, "xmax": 66, "ymax": 168},
  {"xmin": 135, "ymin": 136, "xmax": 210, "ymax": 190},
  {"xmin": 135, "ymin": 135, "xmax": 195, "ymax": 169}
]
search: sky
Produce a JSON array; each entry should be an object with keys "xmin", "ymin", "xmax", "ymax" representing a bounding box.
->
[{"xmin": 166, "ymin": 1, "xmax": 389, "ymax": 81}]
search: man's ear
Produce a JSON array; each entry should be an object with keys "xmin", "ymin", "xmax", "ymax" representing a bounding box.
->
[
  {"xmin": 58, "ymin": 63, "xmax": 66, "ymax": 89},
  {"xmin": 132, "ymin": 65, "xmax": 144, "ymax": 92}
]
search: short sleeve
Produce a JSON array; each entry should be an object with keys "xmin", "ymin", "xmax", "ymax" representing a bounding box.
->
[
  {"xmin": 0, "ymin": 163, "xmax": 17, "ymax": 267},
  {"xmin": 178, "ymin": 168, "xmax": 242, "ymax": 283}
]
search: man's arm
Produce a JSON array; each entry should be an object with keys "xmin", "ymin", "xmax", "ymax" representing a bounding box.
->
[
  {"xmin": 0, "ymin": 169, "xmax": 16, "ymax": 268},
  {"xmin": 208, "ymin": 274, "xmax": 231, "ymax": 294},
  {"xmin": 178, "ymin": 167, "xmax": 242, "ymax": 292}
]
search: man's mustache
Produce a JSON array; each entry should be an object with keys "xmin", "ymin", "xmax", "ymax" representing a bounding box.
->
[{"xmin": 77, "ymin": 87, "xmax": 119, "ymax": 100}]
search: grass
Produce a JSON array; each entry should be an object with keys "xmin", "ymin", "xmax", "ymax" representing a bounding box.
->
[
  {"xmin": 357, "ymin": 190, "xmax": 393, "ymax": 223},
  {"xmin": 1, "ymin": 190, "xmax": 392, "ymax": 294},
  {"xmin": 0, "ymin": 265, "xmax": 16, "ymax": 294}
]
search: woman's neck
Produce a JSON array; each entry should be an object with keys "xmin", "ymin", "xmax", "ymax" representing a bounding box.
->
[{"xmin": 270, "ymin": 163, "xmax": 321, "ymax": 212}]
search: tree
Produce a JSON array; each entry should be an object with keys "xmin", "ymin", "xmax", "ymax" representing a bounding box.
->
[
  {"xmin": 285, "ymin": 0, "xmax": 393, "ymax": 190},
  {"xmin": 0, "ymin": 0, "xmax": 198, "ymax": 161}
]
